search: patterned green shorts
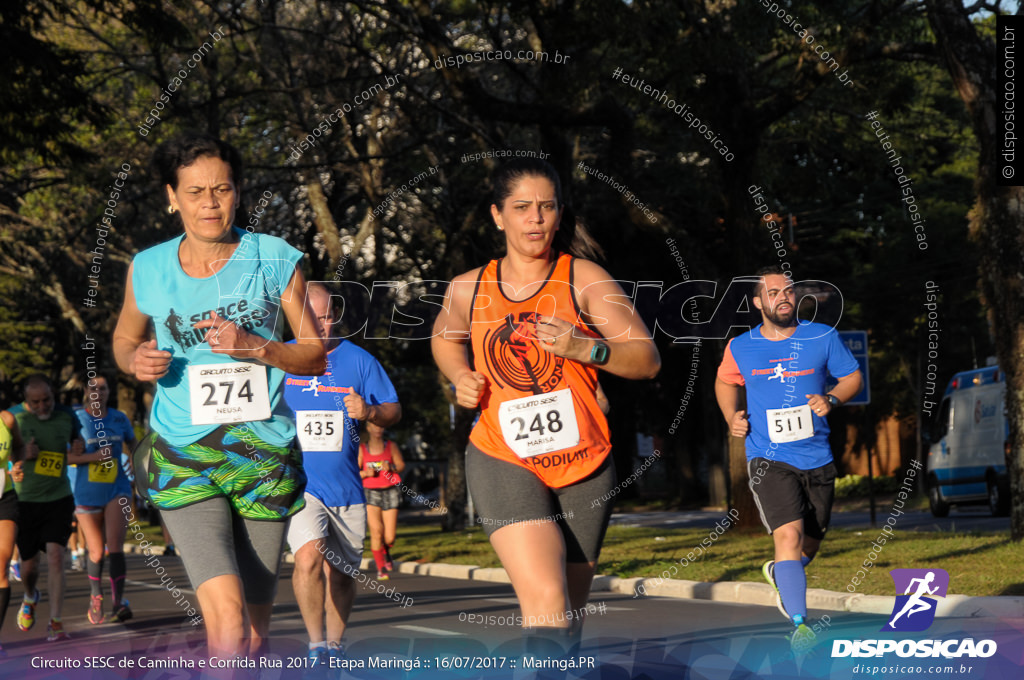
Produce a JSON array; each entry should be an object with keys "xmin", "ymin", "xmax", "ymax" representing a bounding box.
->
[{"xmin": 135, "ymin": 425, "xmax": 305, "ymax": 521}]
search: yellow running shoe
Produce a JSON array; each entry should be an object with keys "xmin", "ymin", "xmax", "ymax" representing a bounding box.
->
[
  {"xmin": 790, "ymin": 623, "xmax": 818, "ymax": 655},
  {"xmin": 17, "ymin": 589, "xmax": 39, "ymax": 631}
]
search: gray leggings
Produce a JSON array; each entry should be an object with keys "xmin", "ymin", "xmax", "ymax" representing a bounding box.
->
[
  {"xmin": 466, "ymin": 442, "xmax": 616, "ymax": 564},
  {"xmin": 159, "ymin": 497, "xmax": 288, "ymax": 605}
]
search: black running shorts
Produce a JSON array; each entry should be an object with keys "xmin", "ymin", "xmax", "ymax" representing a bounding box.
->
[{"xmin": 748, "ymin": 457, "xmax": 836, "ymax": 539}]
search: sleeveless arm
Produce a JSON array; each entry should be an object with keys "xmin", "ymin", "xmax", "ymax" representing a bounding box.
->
[{"xmin": 575, "ymin": 260, "xmax": 660, "ymax": 380}]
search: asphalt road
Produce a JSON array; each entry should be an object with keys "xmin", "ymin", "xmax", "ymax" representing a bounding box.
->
[{"xmin": 1, "ymin": 548, "xmax": 1020, "ymax": 680}]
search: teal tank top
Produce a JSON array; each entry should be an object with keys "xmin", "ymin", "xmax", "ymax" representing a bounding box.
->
[{"xmin": 132, "ymin": 228, "xmax": 303, "ymax": 447}]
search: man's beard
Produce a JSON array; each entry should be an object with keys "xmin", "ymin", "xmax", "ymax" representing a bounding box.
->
[{"xmin": 762, "ymin": 303, "xmax": 796, "ymax": 327}]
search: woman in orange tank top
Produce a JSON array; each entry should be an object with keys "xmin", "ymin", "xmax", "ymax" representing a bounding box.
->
[{"xmin": 432, "ymin": 159, "xmax": 660, "ymax": 647}]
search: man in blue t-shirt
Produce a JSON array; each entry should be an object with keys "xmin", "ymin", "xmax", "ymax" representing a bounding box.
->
[
  {"xmin": 715, "ymin": 266, "xmax": 861, "ymax": 652},
  {"xmin": 284, "ymin": 283, "xmax": 401, "ymax": 666}
]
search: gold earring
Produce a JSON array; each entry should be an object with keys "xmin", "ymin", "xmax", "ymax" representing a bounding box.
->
[
  {"xmin": 496, "ymin": 225, "xmax": 504, "ymax": 231},
  {"xmin": 167, "ymin": 205, "xmax": 176, "ymax": 214}
]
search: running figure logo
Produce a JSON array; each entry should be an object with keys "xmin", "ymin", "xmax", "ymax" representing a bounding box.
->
[
  {"xmin": 482, "ymin": 312, "xmax": 564, "ymax": 394},
  {"xmin": 302, "ymin": 376, "xmax": 322, "ymax": 396},
  {"xmin": 165, "ymin": 308, "xmax": 187, "ymax": 347},
  {"xmin": 883, "ymin": 568, "xmax": 949, "ymax": 632},
  {"xmin": 767, "ymin": 364, "xmax": 786, "ymax": 381}
]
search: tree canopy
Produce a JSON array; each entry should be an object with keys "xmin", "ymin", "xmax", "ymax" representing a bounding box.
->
[{"xmin": 0, "ymin": 0, "xmax": 997, "ymax": 527}]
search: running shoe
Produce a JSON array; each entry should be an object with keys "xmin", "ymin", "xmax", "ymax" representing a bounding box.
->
[
  {"xmin": 9, "ymin": 561, "xmax": 20, "ymax": 582},
  {"xmin": 384, "ymin": 545, "xmax": 394, "ymax": 571},
  {"xmin": 762, "ymin": 560, "xmax": 789, "ymax": 620},
  {"xmin": 308, "ymin": 646, "xmax": 328, "ymax": 668},
  {"xmin": 304, "ymin": 646, "xmax": 329, "ymax": 679},
  {"xmin": 17, "ymin": 589, "xmax": 39, "ymax": 631},
  {"xmin": 88, "ymin": 595, "xmax": 104, "ymax": 624},
  {"xmin": 111, "ymin": 601, "xmax": 133, "ymax": 623},
  {"xmin": 327, "ymin": 642, "xmax": 346, "ymax": 674},
  {"xmin": 789, "ymin": 623, "xmax": 818, "ymax": 655},
  {"xmin": 377, "ymin": 567, "xmax": 390, "ymax": 581},
  {"xmin": 47, "ymin": 618, "xmax": 70, "ymax": 642},
  {"xmin": 70, "ymin": 552, "xmax": 82, "ymax": 571}
]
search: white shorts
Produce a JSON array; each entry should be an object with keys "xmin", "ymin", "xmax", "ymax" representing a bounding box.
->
[{"xmin": 287, "ymin": 493, "xmax": 366, "ymax": 573}]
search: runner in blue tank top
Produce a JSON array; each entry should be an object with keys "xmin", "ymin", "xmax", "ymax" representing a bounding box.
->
[
  {"xmin": 74, "ymin": 375, "xmax": 136, "ymax": 625},
  {"xmin": 112, "ymin": 132, "xmax": 325, "ymax": 660},
  {"xmin": 716, "ymin": 266, "xmax": 861, "ymax": 654}
]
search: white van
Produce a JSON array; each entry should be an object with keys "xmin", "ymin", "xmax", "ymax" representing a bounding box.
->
[{"xmin": 927, "ymin": 366, "xmax": 1010, "ymax": 517}]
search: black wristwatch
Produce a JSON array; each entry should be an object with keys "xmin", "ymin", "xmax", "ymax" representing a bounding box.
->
[
  {"xmin": 590, "ymin": 341, "xmax": 610, "ymax": 365},
  {"xmin": 825, "ymin": 394, "xmax": 841, "ymax": 409}
]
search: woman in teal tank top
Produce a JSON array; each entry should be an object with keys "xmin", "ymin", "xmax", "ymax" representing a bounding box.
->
[{"xmin": 112, "ymin": 132, "xmax": 325, "ymax": 660}]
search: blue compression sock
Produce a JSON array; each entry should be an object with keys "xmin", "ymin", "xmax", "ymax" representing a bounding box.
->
[{"xmin": 774, "ymin": 560, "xmax": 807, "ymax": 622}]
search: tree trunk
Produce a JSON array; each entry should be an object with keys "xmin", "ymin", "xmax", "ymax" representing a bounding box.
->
[
  {"xmin": 303, "ymin": 175, "xmax": 345, "ymax": 270},
  {"xmin": 926, "ymin": 1, "xmax": 1024, "ymax": 539},
  {"xmin": 440, "ymin": 405, "xmax": 474, "ymax": 531}
]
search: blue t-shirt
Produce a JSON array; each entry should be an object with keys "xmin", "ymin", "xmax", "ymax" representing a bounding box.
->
[
  {"xmin": 73, "ymin": 408, "xmax": 135, "ymax": 506},
  {"xmin": 718, "ymin": 322, "xmax": 859, "ymax": 470},
  {"xmin": 133, "ymin": 228, "xmax": 302, "ymax": 447},
  {"xmin": 284, "ymin": 340, "xmax": 399, "ymax": 506}
]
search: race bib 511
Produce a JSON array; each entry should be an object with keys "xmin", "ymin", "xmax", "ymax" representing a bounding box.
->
[{"xmin": 766, "ymin": 404, "xmax": 814, "ymax": 444}]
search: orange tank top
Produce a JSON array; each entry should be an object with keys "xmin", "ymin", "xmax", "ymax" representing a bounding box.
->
[{"xmin": 468, "ymin": 253, "xmax": 610, "ymax": 488}]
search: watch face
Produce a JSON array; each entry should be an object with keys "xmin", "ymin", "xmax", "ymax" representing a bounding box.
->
[{"xmin": 592, "ymin": 342, "xmax": 610, "ymax": 364}]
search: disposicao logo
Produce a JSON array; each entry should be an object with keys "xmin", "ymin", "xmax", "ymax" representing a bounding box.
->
[
  {"xmin": 883, "ymin": 568, "xmax": 949, "ymax": 632},
  {"xmin": 831, "ymin": 567, "xmax": 997, "ymax": 659}
]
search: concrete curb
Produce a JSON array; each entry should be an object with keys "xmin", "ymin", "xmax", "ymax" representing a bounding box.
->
[
  {"xmin": 119, "ymin": 543, "xmax": 1024, "ymax": 619},
  {"xmin": 379, "ymin": 558, "xmax": 1024, "ymax": 619}
]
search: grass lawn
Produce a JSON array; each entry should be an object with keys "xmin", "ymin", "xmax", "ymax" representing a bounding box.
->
[
  {"xmin": 121, "ymin": 510, "xmax": 169, "ymax": 548},
  {"xmin": 390, "ymin": 520, "xmax": 1022, "ymax": 597}
]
